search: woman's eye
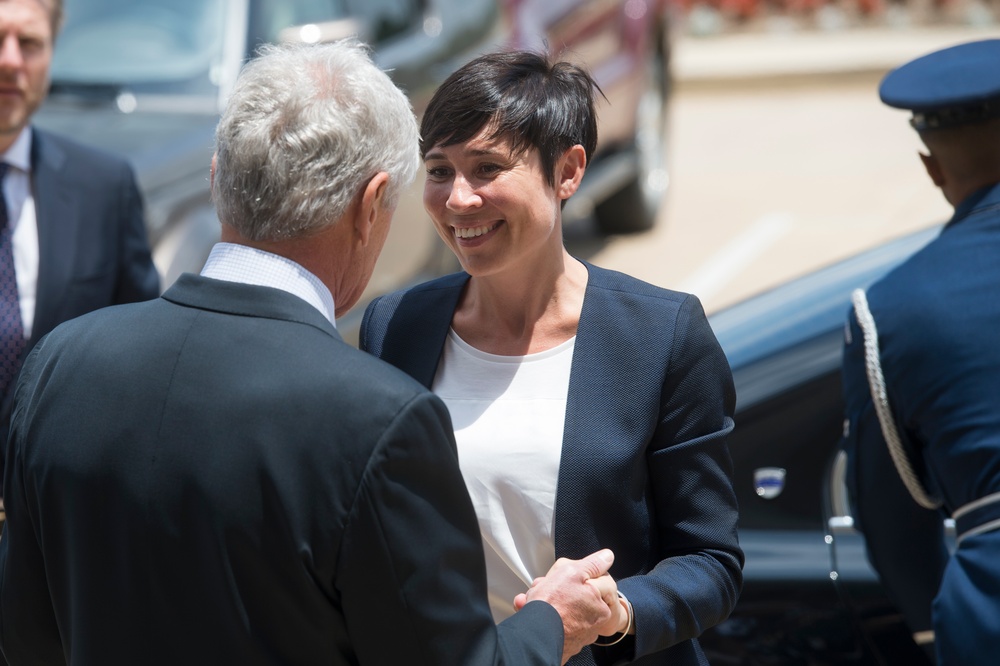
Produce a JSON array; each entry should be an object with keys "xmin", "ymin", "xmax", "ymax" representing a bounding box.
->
[{"xmin": 425, "ymin": 166, "xmax": 451, "ymax": 180}]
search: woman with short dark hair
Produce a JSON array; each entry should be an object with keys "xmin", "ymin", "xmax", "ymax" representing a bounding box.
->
[{"xmin": 361, "ymin": 50, "xmax": 743, "ymax": 666}]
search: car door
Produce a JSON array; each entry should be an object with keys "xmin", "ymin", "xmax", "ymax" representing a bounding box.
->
[{"xmin": 702, "ymin": 227, "xmax": 944, "ymax": 663}]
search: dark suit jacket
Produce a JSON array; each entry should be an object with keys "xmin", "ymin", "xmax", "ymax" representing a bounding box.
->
[
  {"xmin": 0, "ymin": 127, "xmax": 160, "ymax": 492},
  {"xmin": 27, "ymin": 127, "xmax": 160, "ymax": 346},
  {"xmin": 0, "ymin": 275, "xmax": 563, "ymax": 665},
  {"xmin": 842, "ymin": 182, "xmax": 1000, "ymax": 664},
  {"xmin": 361, "ymin": 263, "xmax": 744, "ymax": 666}
]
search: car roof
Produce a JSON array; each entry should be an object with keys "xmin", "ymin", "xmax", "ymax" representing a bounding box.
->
[{"xmin": 709, "ymin": 224, "xmax": 941, "ymax": 410}]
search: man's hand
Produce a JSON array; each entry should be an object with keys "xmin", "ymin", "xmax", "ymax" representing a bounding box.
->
[{"xmin": 512, "ymin": 549, "xmax": 617, "ymax": 663}]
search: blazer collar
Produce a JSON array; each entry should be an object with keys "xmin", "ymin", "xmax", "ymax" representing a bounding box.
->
[
  {"xmin": 386, "ymin": 262, "xmax": 619, "ymax": 388},
  {"xmin": 162, "ymin": 273, "xmax": 342, "ymax": 342}
]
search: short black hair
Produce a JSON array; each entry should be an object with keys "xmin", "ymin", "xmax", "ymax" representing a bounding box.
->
[{"xmin": 420, "ymin": 50, "xmax": 601, "ymax": 187}]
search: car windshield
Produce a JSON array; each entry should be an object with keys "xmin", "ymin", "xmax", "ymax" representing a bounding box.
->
[
  {"xmin": 50, "ymin": 0, "xmax": 367, "ymax": 100},
  {"xmin": 50, "ymin": 0, "xmax": 227, "ymax": 96}
]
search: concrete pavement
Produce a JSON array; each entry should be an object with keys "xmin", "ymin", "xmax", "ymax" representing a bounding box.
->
[{"xmin": 673, "ymin": 23, "xmax": 1000, "ymax": 87}]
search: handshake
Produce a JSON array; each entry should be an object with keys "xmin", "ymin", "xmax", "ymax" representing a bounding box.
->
[{"xmin": 513, "ymin": 549, "xmax": 632, "ymax": 663}]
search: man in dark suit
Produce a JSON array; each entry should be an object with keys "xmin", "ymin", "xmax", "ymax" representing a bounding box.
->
[
  {"xmin": 0, "ymin": 39, "xmax": 619, "ymax": 665},
  {"xmin": 0, "ymin": 0, "xmax": 160, "ymax": 500},
  {"xmin": 841, "ymin": 39, "xmax": 1000, "ymax": 665}
]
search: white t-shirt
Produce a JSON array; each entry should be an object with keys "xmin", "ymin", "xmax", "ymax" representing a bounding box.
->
[{"xmin": 432, "ymin": 328, "xmax": 574, "ymax": 622}]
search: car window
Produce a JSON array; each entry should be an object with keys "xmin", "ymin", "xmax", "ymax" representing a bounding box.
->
[
  {"xmin": 248, "ymin": 0, "xmax": 346, "ymax": 46},
  {"xmin": 344, "ymin": 0, "xmax": 425, "ymax": 44},
  {"xmin": 52, "ymin": 0, "xmax": 226, "ymax": 93},
  {"xmin": 248, "ymin": 0, "xmax": 425, "ymax": 48}
]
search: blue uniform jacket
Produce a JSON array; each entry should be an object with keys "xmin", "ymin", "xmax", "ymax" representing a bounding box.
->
[
  {"xmin": 361, "ymin": 262, "xmax": 744, "ymax": 666},
  {"xmin": 842, "ymin": 182, "xmax": 1000, "ymax": 664}
]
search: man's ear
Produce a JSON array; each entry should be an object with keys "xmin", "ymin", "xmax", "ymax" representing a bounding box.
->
[
  {"xmin": 355, "ymin": 172, "xmax": 390, "ymax": 245},
  {"xmin": 919, "ymin": 151, "xmax": 946, "ymax": 188},
  {"xmin": 556, "ymin": 145, "xmax": 587, "ymax": 201},
  {"xmin": 210, "ymin": 153, "xmax": 217, "ymax": 190}
]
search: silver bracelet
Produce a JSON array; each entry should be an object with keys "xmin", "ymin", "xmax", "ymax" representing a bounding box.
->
[{"xmin": 592, "ymin": 591, "xmax": 634, "ymax": 647}]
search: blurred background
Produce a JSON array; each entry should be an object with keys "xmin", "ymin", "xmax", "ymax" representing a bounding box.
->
[
  {"xmin": 30, "ymin": 2, "xmax": 1000, "ymax": 661},
  {"xmin": 582, "ymin": 0, "xmax": 1000, "ymax": 314},
  {"xmin": 36, "ymin": 0, "xmax": 1000, "ymax": 320}
]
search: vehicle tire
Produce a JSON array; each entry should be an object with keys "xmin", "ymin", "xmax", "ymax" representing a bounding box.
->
[{"xmin": 594, "ymin": 36, "xmax": 671, "ymax": 235}]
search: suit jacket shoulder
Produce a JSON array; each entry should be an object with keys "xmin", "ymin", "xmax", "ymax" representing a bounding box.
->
[{"xmin": 31, "ymin": 127, "xmax": 141, "ymax": 186}]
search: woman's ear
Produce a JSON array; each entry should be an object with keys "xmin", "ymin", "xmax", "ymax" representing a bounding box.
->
[{"xmin": 556, "ymin": 144, "xmax": 587, "ymax": 200}]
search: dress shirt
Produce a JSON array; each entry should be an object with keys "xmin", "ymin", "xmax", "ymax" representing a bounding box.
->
[
  {"xmin": 200, "ymin": 242, "xmax": 336, "ymax": 327},
  {"xmin": 1, "ymin": 128, "xmax": 40, "ymax": 340}
]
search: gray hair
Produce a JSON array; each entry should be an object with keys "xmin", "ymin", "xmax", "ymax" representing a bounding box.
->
[{"xmin": 212, "ymin": 40, "xmax": 419, "ymax": 242}]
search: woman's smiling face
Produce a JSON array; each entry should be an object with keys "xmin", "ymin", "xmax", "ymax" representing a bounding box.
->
[{"xmin": 422, "ymin": 127, "xmax": 571, "ymax": 278}]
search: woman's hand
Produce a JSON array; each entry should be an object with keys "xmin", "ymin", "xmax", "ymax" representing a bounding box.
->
[{"xmin": 592, "ymin": 582, "xmax": 632, "ymax": 637}]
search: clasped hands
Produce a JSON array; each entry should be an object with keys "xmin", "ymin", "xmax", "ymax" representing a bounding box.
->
[{"xmin": 512, "ymin": 549, "xmax": 632, "ymax": 663}]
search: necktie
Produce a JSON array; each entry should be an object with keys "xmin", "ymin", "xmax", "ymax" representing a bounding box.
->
[{"xmin": 0, "ymin": 163, "xmax": 27, "ymax": 401}]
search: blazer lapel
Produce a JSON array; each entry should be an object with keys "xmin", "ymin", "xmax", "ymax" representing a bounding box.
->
[
  {"xmin": 554, "ymin": 263, "xmax": 667, "ymax": 558},
  {"xmin": 555, "ymin": 263, "xmax": 612, "ymax": 557},
  {"xmin": 376, "ymin": 273, "xmax": 466, "ymax": 389},
  {"xmin": 30, "ymin": 129, "xmax": 78, "ymax": 343}
]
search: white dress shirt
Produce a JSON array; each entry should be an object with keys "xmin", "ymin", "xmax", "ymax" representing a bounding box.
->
[{"xmin": 200, "ymin": 242, "xmax": 337, "ymax": 327}]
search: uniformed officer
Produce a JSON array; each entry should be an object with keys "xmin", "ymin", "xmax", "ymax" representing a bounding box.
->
[{"xmin": 841, "ymin": 38, "xmax": 1000, "ymax": 666}]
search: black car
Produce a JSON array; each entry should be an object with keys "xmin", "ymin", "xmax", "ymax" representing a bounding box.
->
[
  {"xmin": 36, "ymin": 0, "xmax": 674, "ymax": 338},
  {"xmin": 700, "ymin": 223, "xmax": 946, "ymax": 665}
]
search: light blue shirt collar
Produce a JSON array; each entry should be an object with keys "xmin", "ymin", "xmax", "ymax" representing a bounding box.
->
[
  {"xmin": 200, "ymin": 242, "xmax": 337, "ymax": 327},
  {"xmin": 2, "ymin": 127, "xmax": 32, "ymax": 172}
]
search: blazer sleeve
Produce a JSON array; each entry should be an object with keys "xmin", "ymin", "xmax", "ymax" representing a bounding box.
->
[
  {"xmin": 336, "ymin": 390, "xmax": 564, "ymax": 665},
  {"xmin": 611, "ymin": 295, "xmax": 743, "ymax": 662}
]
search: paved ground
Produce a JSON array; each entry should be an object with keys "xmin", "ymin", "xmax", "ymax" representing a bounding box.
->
[
  {"xmin": 674, "ymin": 22, "xmax": 1000, "ymax": 89},
  {"xmin": 581, "ymin": 18, "xmax": 1000, "ymax": 313}
]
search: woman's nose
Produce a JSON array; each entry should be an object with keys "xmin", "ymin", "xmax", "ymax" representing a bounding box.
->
[{"xmin": 446, "ymin": 174, "xmax": 481, "ymax": 211}]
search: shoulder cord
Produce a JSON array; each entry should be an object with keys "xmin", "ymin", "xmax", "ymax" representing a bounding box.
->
[{"xmin": 850, "ymin": 288, "xmax": 942, "ymax": 510}]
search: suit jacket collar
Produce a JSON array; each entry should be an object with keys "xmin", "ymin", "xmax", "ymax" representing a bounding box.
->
[
  {"xmin": 162, "ymin": 273, "xmax": 342, "ymax": 343},
  {"xmin": 30, "ymin": 127, "xmax": 76, "ymax": 343}
]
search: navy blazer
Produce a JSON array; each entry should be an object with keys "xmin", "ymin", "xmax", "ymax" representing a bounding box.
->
[
  {"xmin": 842, "ymin": 182, "xmax": 1000, "ymax": 665},
  {"xmin": 361, "ymin": 262, "xmax": 744, "ymax": 666},
  {"xmin": 0, "ymin": 274, "xmax": 565, "ymax": 665},
  {"xmin": 0, "ymin": 128, "xmax": 159, "ymax": 493},
  {"xmin": 28, "ymin": 127, "xmax": 160, "ymax": 346}
]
